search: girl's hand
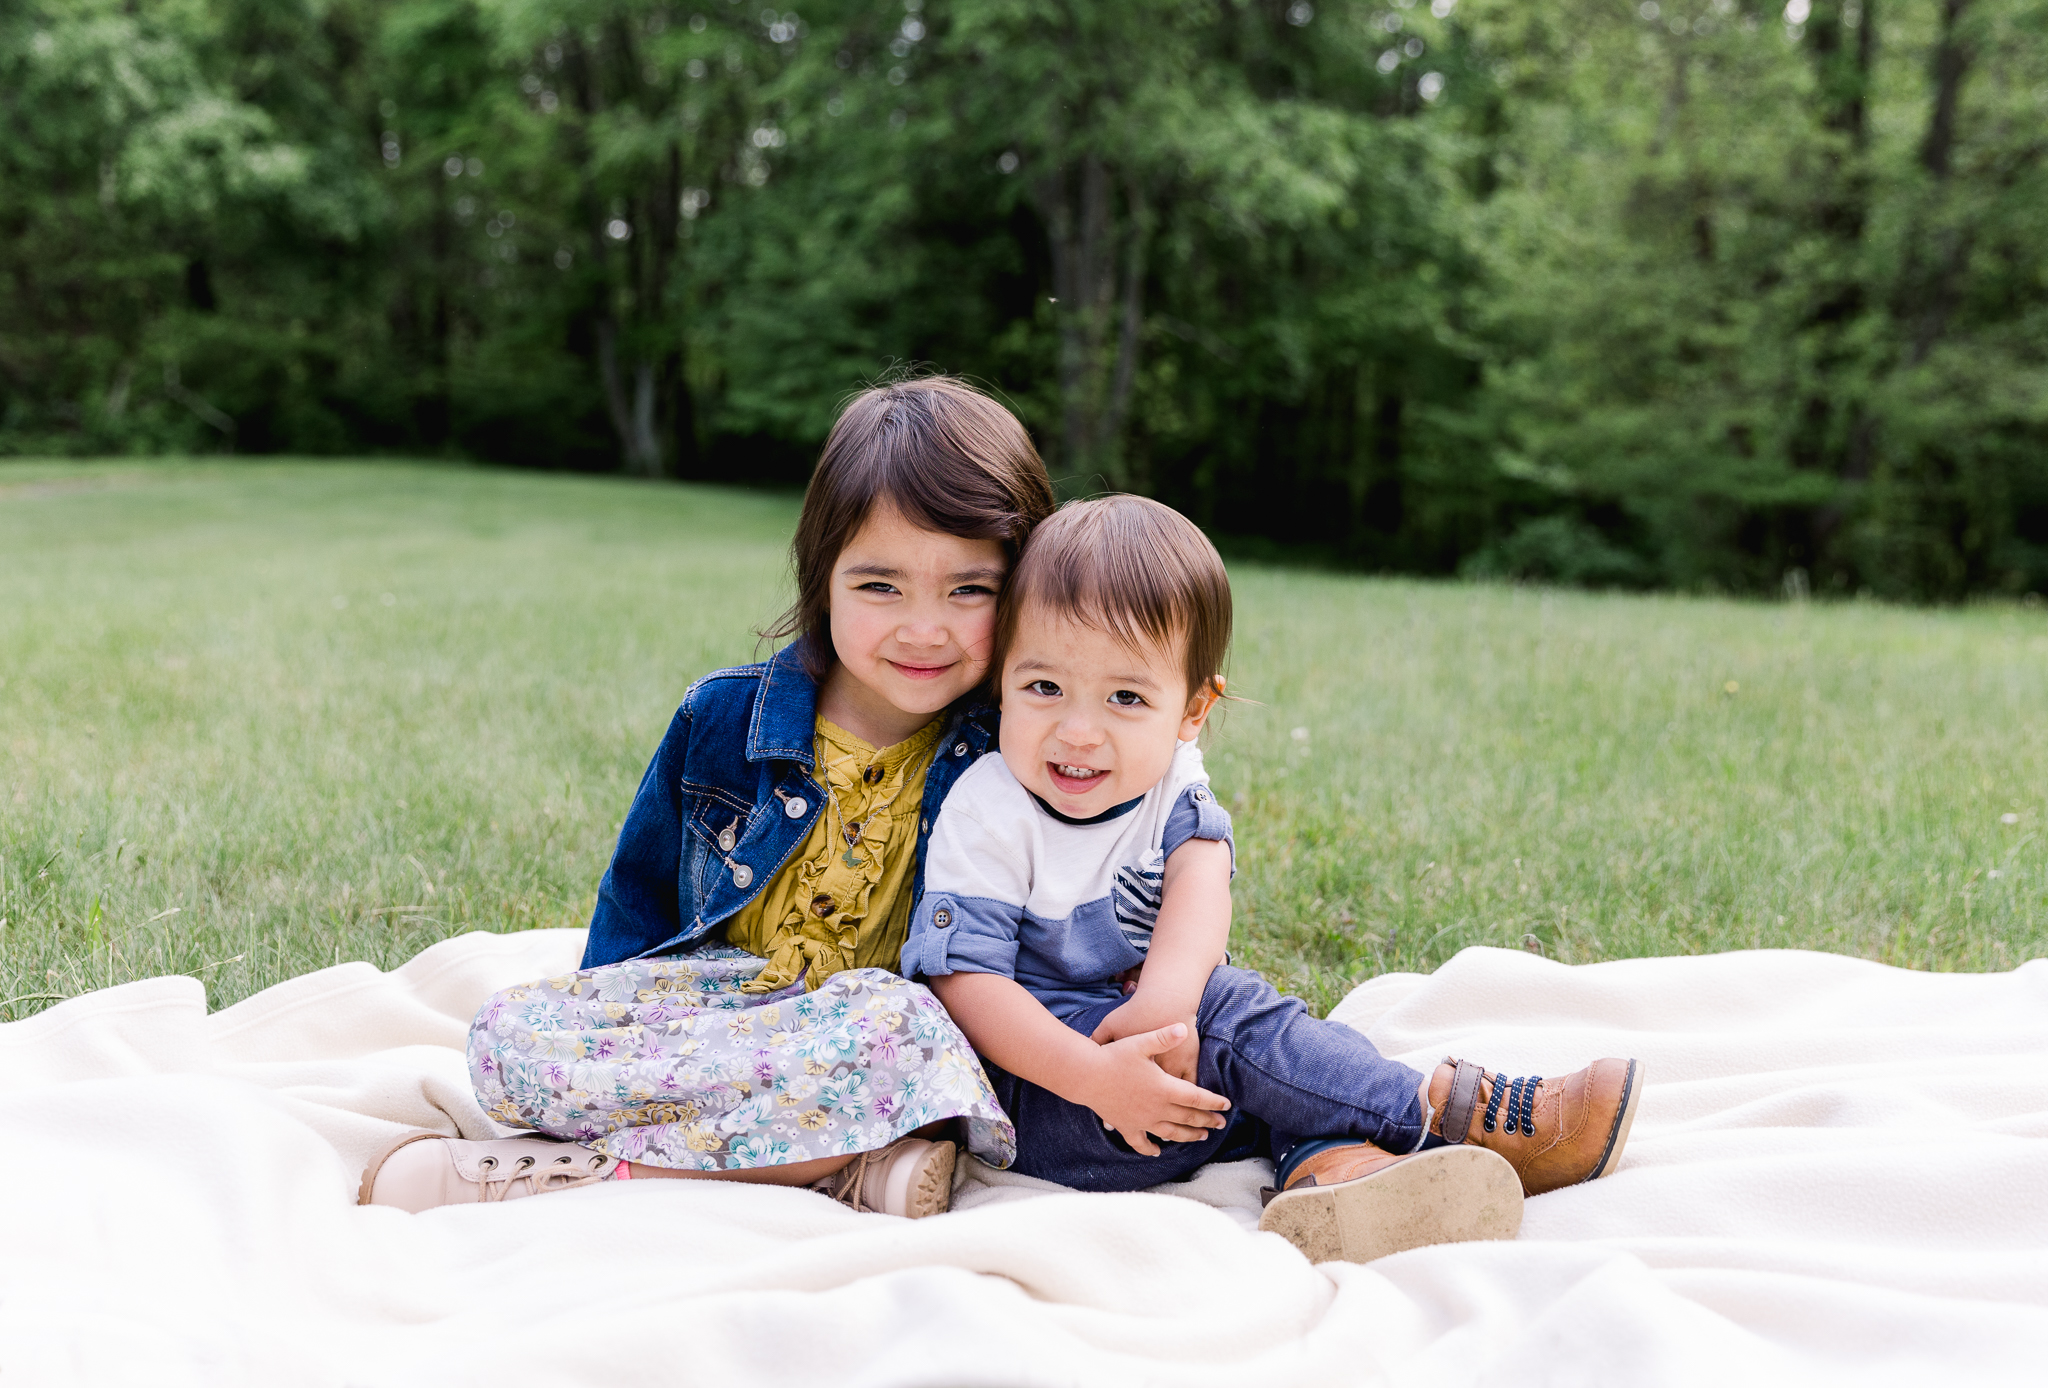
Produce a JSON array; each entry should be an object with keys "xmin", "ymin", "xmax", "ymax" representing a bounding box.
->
[{"xmin": 1078, "ymin": 1024, "xmax": 1230, "ymax": 1156}]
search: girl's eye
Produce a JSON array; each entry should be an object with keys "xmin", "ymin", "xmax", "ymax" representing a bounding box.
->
[
  {"xmin": 1025, "ymin": 679, "xmax": 1061, "ymax": 698},
  {"xmin": 951, "ymin": 584, "xmax": 996, "ymax": 598},
  {"xmin": 1108, "ymin": 689, "xmax": 1146, "ymax": 708},
  {"xmin": 856, "ymin": 581, "xmax": 899, "ymax": 594}
]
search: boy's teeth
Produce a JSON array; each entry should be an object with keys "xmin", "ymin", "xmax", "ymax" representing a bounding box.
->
[{"xmin": 1057, "ymin": 764, "xmax": 1102, "ymax": 779}]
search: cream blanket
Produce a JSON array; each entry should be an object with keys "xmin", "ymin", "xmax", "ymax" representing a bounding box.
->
[{"xmin": 2, "ymin": 930, "xmax": 2042, "ymax": 1386}]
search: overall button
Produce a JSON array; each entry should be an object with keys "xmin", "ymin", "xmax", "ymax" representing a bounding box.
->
[
  {"xmin": 811, "ymin": 893, "xmax": 836, "ymax": 918},
  {"xmin": 953, "ymin": 742, "xmax": 969, "ymax": 757},
  {"xmin": 731, "ymin": 863, "xmax": 754, "ymax": 889},
  {"xmin": 932, "ymin": 907, "xmax": 953, "ymax": 928},
  {"xmin": 1192, "ymin": 786, "xmax": 1209, "ymax": 802},
  {"xmin": 783, "ymin": 796, "xmax": 808, "ymax": 818}
]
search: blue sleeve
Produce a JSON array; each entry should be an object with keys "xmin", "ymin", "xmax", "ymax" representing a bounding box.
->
[
  {"xmin": 583, "ymin": 706, "xmax": 691, "ymax": 968},
  {"xmin": 1161, "ymin": 783, "xmax": 1235, "ymax": 877},
  {"xmin": 903, "ymin": 893, "xmax": 1025, "ymax": 981}
]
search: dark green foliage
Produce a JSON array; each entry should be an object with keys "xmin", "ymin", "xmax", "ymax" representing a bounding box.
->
[{"xmin": 5, "ymin": 0, "xmax": 2046, "ymax": 599}]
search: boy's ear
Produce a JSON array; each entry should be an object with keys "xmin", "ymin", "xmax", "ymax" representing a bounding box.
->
[{"xmin": 1179, "ymin": 676, "xmax": 1224, "ymax": 740}]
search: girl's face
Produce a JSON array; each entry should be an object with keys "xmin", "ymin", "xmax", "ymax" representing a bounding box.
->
[{"xmin": 823, "ymin": 503, "xmax": 1007, "ymax": 736}]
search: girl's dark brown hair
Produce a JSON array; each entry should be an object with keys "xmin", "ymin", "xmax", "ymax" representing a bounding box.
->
[
  {"xmin": 995, "ymin": 495, "xmax": 1233, "ymax": 701},
  {"xmin": 768, "ymin": 376, "xmax": 1056, "ymax": 679}
]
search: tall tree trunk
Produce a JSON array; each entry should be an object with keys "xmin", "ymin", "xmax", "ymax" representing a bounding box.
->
[
  {"xmin": 1800, "ymin": 0, "xmax": 1880, "ymax": 561},
  {"xmin": 1902, "ymin": 0, "xmax": 1976, "ymax": 365},
  {"xmin": 1040, "ymin": 154, "xmax": 1147, "ymax": 486}
]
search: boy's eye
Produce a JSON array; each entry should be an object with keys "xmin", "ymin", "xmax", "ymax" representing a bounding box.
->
[
  {"xmin": 1108, "ymin": 689, "xmax": 1147, "ymax": 708},
  {"xmin": 1025, "ymin": 679, "xmax": 1061, "ymax": 698},
  {"xmin": 856, "ymin": 581, "xmax": 900, "ymax": 594},
  {"xmin": 951, "ymin": 583, "xmax": 996, "ymax": 598}
]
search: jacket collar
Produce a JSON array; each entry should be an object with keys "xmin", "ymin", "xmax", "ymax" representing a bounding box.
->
[
  {"xmin": 747, "ymin": 640, "xmax": 824, "ymax": 767},
  {"xmin": 746, "ymin": 638, "xmax": 1000, "ymax": 768}
]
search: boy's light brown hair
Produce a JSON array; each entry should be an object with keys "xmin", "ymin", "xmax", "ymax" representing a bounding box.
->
[
  {"xmin": 997, "ymin": 495, "xmax": 1232, "ymax": 702},
  {"xmin": 769, "ymin": 375, "xmax": 1057, "ymax": 679}
]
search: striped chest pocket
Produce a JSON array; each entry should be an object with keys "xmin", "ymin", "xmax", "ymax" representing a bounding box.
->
[{"xmin": 1113, "ymin": 857, "xmax": 1166, "ymax": 952}]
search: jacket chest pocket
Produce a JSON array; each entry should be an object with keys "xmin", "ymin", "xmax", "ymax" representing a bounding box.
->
[{"xmin": 685, "ymin": 791, "xmax": 760, "ymax": 892}]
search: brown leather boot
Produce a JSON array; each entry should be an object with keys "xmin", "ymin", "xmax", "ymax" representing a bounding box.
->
[
  {"xmin": 1429, "ymin": 1057, "xmax": 1644, "ymax": 1196},
  {"xmin": 1257, "ymin": 1141, "xmax": 1523, "ymax": 1264}
]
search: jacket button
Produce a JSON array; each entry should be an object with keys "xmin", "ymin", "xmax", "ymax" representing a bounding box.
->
[
  {"xmin": 717, "ymin": 826, "xmax": 736, "ymax": 853},
  {"xmin": 920, "ymin": 817, "xmax": 929, "ymax": 835},
  {"xmin": 783, "ymin": 797, "xmax": 807, "ymax": 818},
  {"xmin": 932, "ymin": 907, "xmax": 952, "ymax": 928},
  {"xmin": 732, "ymin": 863, "xmax": 754, "ymax": 888},
  {"xmin": 953, "ymin": 742, "xmax": 968, "ymax": 757}
]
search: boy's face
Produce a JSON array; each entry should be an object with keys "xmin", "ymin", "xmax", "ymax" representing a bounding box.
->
[{"xmin": 998, "ymin": 603, "xmax": 1219, "ymax": 818}]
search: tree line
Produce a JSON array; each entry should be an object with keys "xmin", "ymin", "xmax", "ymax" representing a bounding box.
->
[{"xmin": 4, "ymin": 0, "xmax": 2046, "ymax": 599}]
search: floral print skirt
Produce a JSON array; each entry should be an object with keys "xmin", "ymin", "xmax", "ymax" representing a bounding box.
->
[{"xmin": 468, "ymin": 946, "xmax": 1017, "ymax": 1171}]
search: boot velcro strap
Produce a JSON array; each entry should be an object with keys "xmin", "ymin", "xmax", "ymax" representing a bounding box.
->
[{"xmin": 1440, "ymin": 1058, "xmax": 1485, "ymax": 1144}]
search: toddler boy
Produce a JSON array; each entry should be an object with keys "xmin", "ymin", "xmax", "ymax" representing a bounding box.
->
[{"xmin": 903, "ymin": 496, "xmax": 1642, "ymax": 1263}]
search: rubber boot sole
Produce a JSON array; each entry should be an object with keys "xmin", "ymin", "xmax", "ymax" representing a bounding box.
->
[
  {"xmin": 1258, "ymin": 1145, "xmax": 1524, "ymax": 1264},
  {"xmin": 1585, "ymin": 1059, "xmax": 1645, "ymax": 1182},
  {"xmin": 888, "ymin": 1139, "xmax": 957, "ymax": 1219}
]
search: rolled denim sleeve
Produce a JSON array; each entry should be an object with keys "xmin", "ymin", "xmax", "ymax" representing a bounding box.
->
[
  {"xmin": 902, "ymin": 801, "xmax": 1031, "ymax": 981},
  {"xmin": 905, "ymin": 892, "xmax": 1024, "ymax": 980},
  {"xmin": 1161, "ymin": 782, "xmax": 1235, "ymax": 877},
  {"xmin": 584, "ymin": 706, "xmax": 690, "ymax": 968}
]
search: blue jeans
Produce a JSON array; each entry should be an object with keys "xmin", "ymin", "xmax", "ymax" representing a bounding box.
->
[{"xmin": 982, "ymin": 965, "xmax": 1429, "ymax": 1191}]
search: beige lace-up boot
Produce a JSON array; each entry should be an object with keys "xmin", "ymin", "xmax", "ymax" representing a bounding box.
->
[
  {"xmin": 815, "ymin": 1137, "xmax": 956, "ymax": 1218},
  {"xmin": 358, "ymin": 1133, "xmax": 619, "ymax": 1212}
]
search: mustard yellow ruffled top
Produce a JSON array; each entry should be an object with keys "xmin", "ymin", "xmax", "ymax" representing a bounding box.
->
[{"xmin": 722, "ymin": 714, "xmax": 945, "ymax": 993}]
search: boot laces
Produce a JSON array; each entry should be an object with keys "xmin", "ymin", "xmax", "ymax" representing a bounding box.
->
[
  {"xmin": 1481, "ymin": 1072, "xmax": 1543, "ymax": 1137},
  {"xmin": 473, "ymin": 1149, "xmax": 610, "ymax": 1202},
  {"xmin": 822, "ymin": 1146, "xmax": 886, "ymax": 1212}
]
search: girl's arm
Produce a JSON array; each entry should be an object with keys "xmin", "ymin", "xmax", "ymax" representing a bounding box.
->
[
  {"xmin": 929, "ymin": 971, "xmax": 1231, "ymax": 1156},
  {"xmin": 1088, "ymin": 836, "xmax": 1233, "ymax": 1080},
  {"xmin": 584, "ymin": 706, "xmax": 692, "ymax": 968}
]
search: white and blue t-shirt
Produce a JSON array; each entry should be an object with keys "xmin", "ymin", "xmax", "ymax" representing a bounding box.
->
[{"xmin": 902, "ymin": 740, "xmax": 1235, "ymax": 1019}]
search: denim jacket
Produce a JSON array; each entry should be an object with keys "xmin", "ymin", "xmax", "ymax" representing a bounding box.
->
[{"xmin": 581, "ymin": 639, "xmax": 1001, "ymax": 969}]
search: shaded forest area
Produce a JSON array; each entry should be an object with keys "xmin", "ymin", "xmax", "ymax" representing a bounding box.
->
[{"xmin": 5, "ymin": 0, "xmax": 2047, "ymax": 598}]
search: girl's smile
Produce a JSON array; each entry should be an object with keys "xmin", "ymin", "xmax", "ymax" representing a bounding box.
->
[{"xmin": 817, "ymin": 503, "xmax": 1008, "ymax": 748}]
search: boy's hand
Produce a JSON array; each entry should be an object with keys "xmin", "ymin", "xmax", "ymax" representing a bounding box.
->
[
  {"xmin": 1078, "ymin": 1024, "xmax": 1230, "ymax": 1156},
  {"xmin": 1091, "ymin": 1002, "xmax": 1201, "ymax": 1084}
]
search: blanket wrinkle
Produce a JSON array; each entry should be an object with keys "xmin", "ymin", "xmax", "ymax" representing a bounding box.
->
[{"xmin": 2, "ymin": 928, "xmax": 2043, "ymax": 1387}]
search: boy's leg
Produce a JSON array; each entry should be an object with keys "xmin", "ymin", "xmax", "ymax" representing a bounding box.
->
[
  {"xmin": 985, "ymin": 998, "xmax": 1231, "ymax": 1191},
  {"xmin": 1192, "ymin": 966, "xmax": 1430, "ymax": 1153}
]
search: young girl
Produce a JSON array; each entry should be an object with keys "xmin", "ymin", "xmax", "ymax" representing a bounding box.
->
[
  {"xmin": 907, "ymin": 496, "xmax": 1643, "ymax": 1263},
  {"xmin": 359, "ymin": 377, "xmax": 1055, "ymax": 1218}
]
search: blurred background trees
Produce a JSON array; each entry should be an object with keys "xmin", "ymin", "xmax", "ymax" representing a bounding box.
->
[{"xmin": 5, "ymin": 0, "xmax": 2046, "ymax": 598}]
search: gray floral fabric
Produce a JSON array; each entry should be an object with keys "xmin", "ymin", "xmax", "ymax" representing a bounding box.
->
[{"xmin": 469, "ymin": 946, "xmax": 1017, "ymax": 1170}]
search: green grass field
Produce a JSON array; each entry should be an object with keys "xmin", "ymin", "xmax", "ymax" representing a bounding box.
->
[{"xmin": 4, "ymin": 460, "xmax": 2045, "ymax": 1019}]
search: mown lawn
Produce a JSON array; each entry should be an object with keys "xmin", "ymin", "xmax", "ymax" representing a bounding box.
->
[{"xmin": 4, "ymin": 459, "xmax": 2045, "ymax": 1018}]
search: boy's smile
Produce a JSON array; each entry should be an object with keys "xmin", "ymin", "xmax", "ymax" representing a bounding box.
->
[{"xmin": 999, "ymin": 605, "xmax": 1219, "ymax": 816}]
